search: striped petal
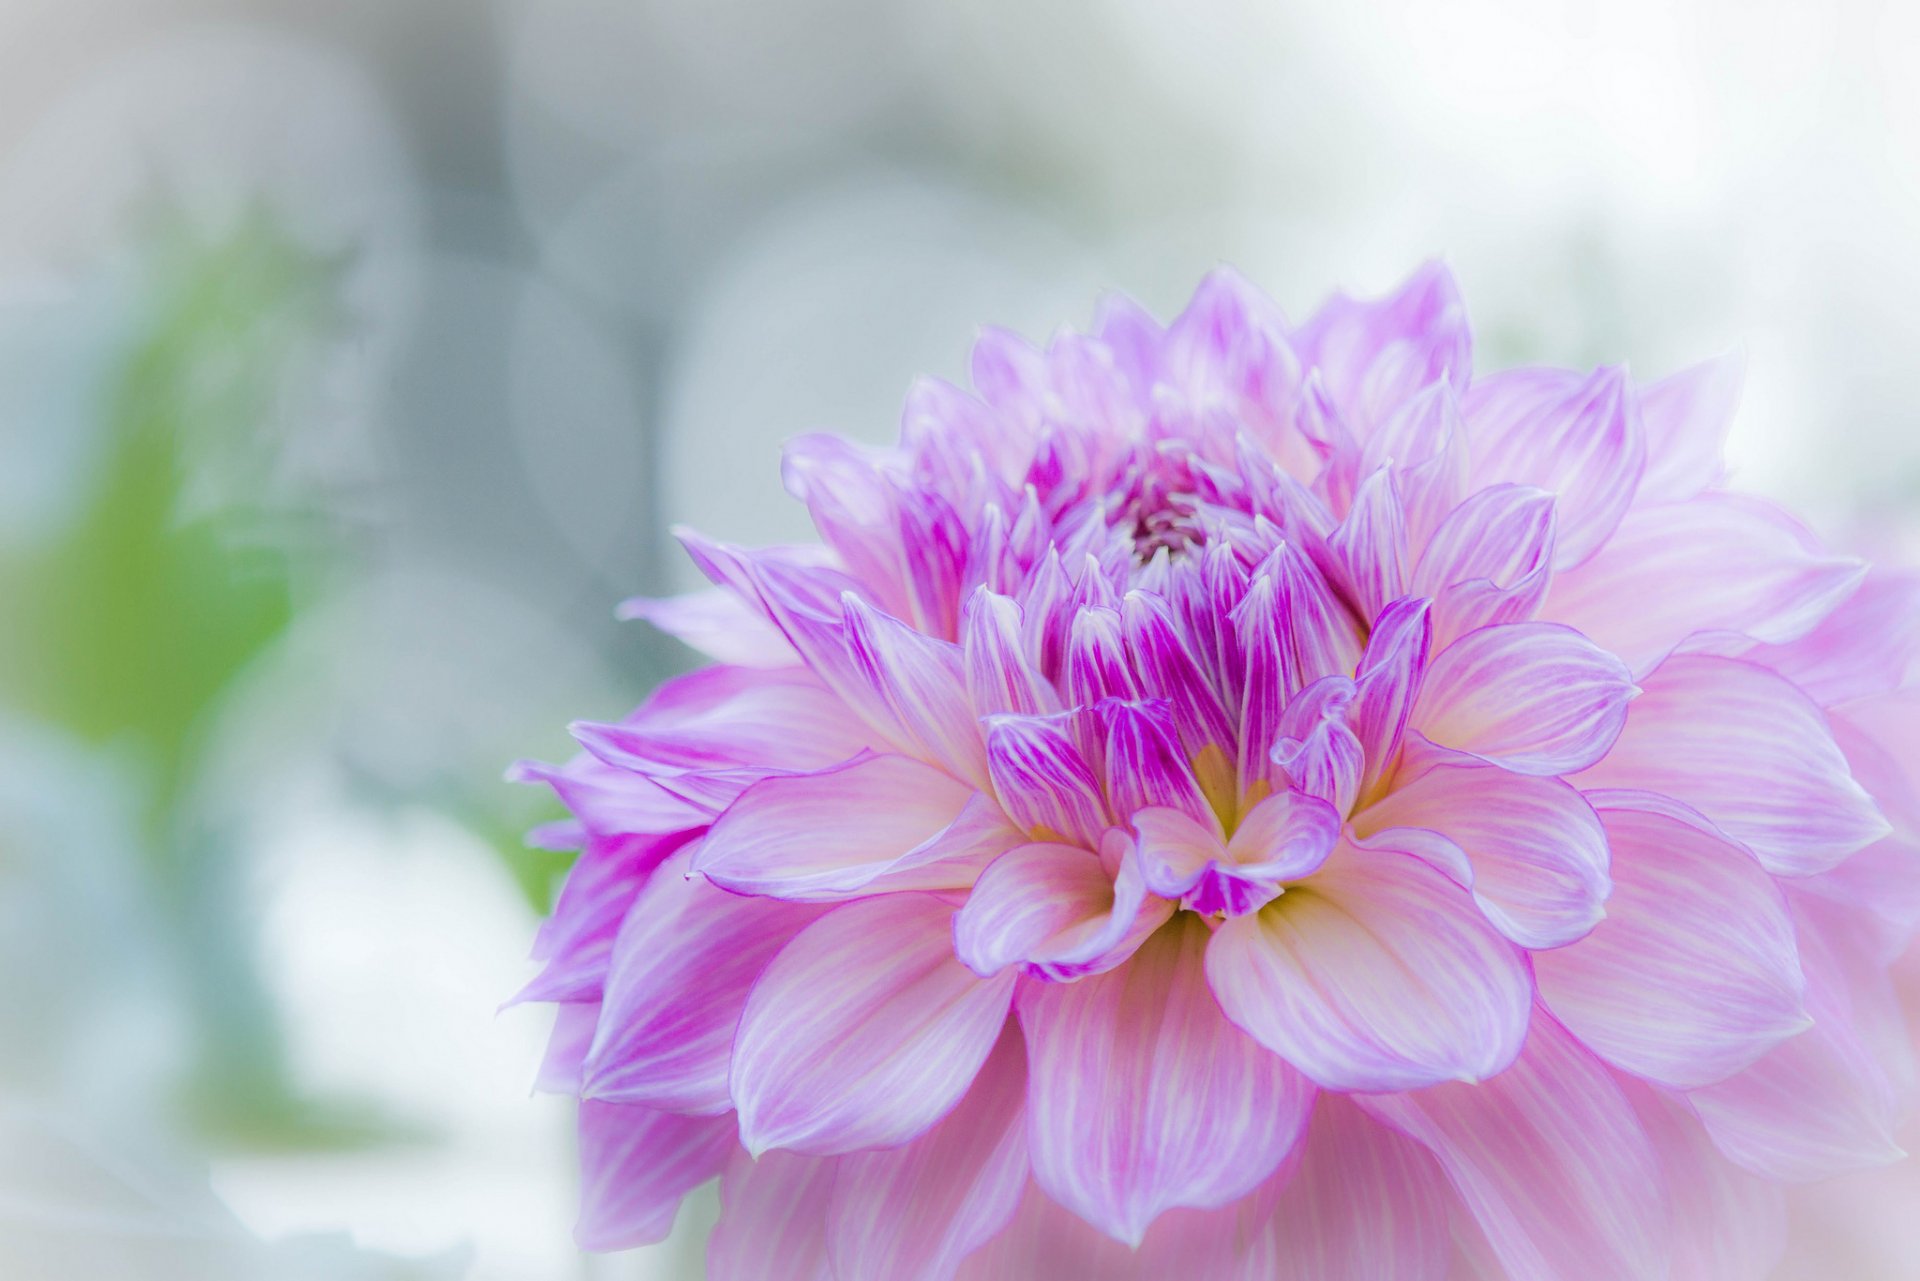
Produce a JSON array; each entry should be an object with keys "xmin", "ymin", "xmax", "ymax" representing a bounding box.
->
[
  {"xmin": 1547, "ymin": 492, "xmax": 1864, "ymax": 675},
  {"xmin": 1410, "ymin": 622, "xmax": 1636, "ymax": 777},
  {"xmin": 844, "ymin": 594, "xmax": 989, "ymax": 786},
  {"xmin": 1463, "ymin": 364, "xmax": 1645, "ymax": 568},
  {"xmin": 708, "ymin": 1150, "xmax": 836, "ymax": 1281},
  {"xmin": 953, "ymin": 839, "xmax": 1168, "ymax": 979},
  {"xmin": 1020, "ymin": 915, "xmax": 1312, "ymax": 1245},
  {"xmin": 1264, "ymin": 1095, "xmax": 1453, "ymax": 1281},
  {"xmin": 1535, "ymin": 792, "xmax": 1807, "ymax": 1088},
  {"xmin": 1575, "ymin": 654, "xmax": 1888, "ymax": 876},
  {"xmin": 617, "ymin": 587, "xmax": 798, "ymax": 667},
  {"xmin": 1413, "ymin": 483, "xmax": 1556, "ymax": 649},
  {"xmin": 1206, "ymin": 845, "xmax": 1531, "ymax": 1091},
  {"xmin": 1634, "ymin": 351, "xmax": 1741, "ymax": 505},
  {"xmin": 826, "ymin": 1025, "xmax": 1029, "ymax": 1281},
  {"xmin": 731, "ymin": 893, "xmax": 1017, "ymax": 1155},
  {"xmin": 985, "ymin": 713, "xmax": 1109, "ymax": 848},
  {"xmin": 574, "ymin": 1102, "xmax": 736, "ymax": 1250},
  {"xmin": 1351, "ymin": 764, "xmax": 1609, "ymax": 950},
  {"xmin": 695, "ymin": 754, "xmax": 992, "ymax": 899},
  {"xmin": 583, "ymin": 848, "xmax": 823, "ymax": 1113},
  {"xmin": 1358, "ymin": 1016, "xmax": 1671, "ymax": 1281}
]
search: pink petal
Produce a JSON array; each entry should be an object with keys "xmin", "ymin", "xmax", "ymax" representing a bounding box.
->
[
  {"xmin": 574, "ymin": 1101, "xmax": 737, "ymax": 1250},
  {"xmin": 826, "ymin": 1025, "xmax": 1029, "ymax": 1281},
  {"xmin": 1132, "ymin": 806, "xmax": 1228, "ymax": 901},
  {"xmin": 730, "ymin": 893, "xmax": 1017, "ymax": 1155},
  {"xmin": 1235, "ymin": 547, "xmax": 1364, "ymax": 792},
  {"xmin": 1091, "ymin": 291, "xmax": 1165, "ymax": 398},
  {"xmin": 1625, "ymin": 1079, "xmax": 1787, "ymax": 1281},
  {"xmin": 1534, "ymin": 792, "xmax": 1807, "ymax": 1088},
  {"xmin": 984, "ymin": 713, "xmax": 1110, "ymax": 849},
  {"xmin": 895, "ymin": 492, "xmax": 972, "ymax": 640},
  {"xmin": 1263, "ymin": 1095, "xmax": 1453, "ymax": 1281},
  {"xmin": 1020, "ymin": 915, "xmax": 1313, "ymax": 1245},
  {"xmin": 1131, "ymin": 804, "xmax": 1307, "ymax": 917},
  {"xmin": 1178, "ymin": 541, "xmax": 1252, "ymax": 708},
  {"xmin": 1795, "ymin": 834, "xmax": 1920, "ymax": 967},
  {"xmin": 1410, "ymin": 621, "xmax": 1636, "ymax": 777},
  {"xmin": 1752, "ymin": 569, "xmax": 1920, "ymax": 706},
  {"xmin": 961, "ymin": 588, "xmax": 1061, "ymax": 718},
  {"xmin": 1327, "ymin": 466, "xmax": 1409, "ymax": 621},
  {"xmin": 1634, "ymin": 351, "xmax": 1742, "ymax": 505},
  {"xmin": 509, "ymin": 753, "xmax": 708, "ymax": 838},
  {"xmin": 707, "ymin": 1149, "xmax": 836, "ymax": 1281},
  {"xmin": 1830, "ymin": 689, "xmax": 1920, "ymax": 840},
  {"xmin": 513, "ymin": 830, "xmax": 691, "ymax": 1005},
  {"xmin": 1294, "ymin": 260, "xmax": 1471, "ymax": 432},
  {"xmin": 1348, "ymin": 596, "xmax": 1432, "ymax": 796},
  {"xmin": 1362, "ymin": 378, "xmax": 1471, "ymax": 546},
  {"xmin": 1412, "ymin": 483, "xmax": 1556, "ymax": 649},
  {"xmin": 616, "ymin": 587, "xmax": 797, "ymax": 668},
  {"xmin": 1269, "ymin": 675, "xmax": 1364, "ymax": 816},
  {"xmin": 583, "ymin": 848, "xmax": 823, "ymax": 1113},
  {"xmin": 675, "ymin": 532, "xmax": 881, "ymax": 716},
  {"xmin": 571, "ymin": 665, "xmax": 871, "ymax": 778},
  {"xmin": 971, "ymin": 325, "xmax": 1048, "ymax": 430},
  {"xmin": 1121, "ymin": 590, "xmax": 1234, "ymax": 758},
  {"xmin": 957, "ymin": 1178, "xmax": 1283, "ymax": 1281},
  {"xmin": 843, "ymin": 593, "xmax": 990, "ymax": 786},
  {"xmin": 1357, "ymin": 1015, "xmax": 1672, "ymax": 1281},
  {"xmin": 536, "ymin": 1001, "xmax": 600, "ymax": 1095},
  {"xmin": 1160, "ymin": 267, "xmax": 1298, "ymax": 419},
  {"xmin": 1351, "ymin": 764, "xmax": 1609, "ymax": 950},
  {"xmin": 1464, "ymin": 364, "xmax": 1646, "ymax": 568},
  {"xmin": 1064, "ymin": 604, "xmax": 1136, "ymax": 707},
  {"xmin": 1099, "ymin": 698, "xmax": 1211, "ymax": 822},
  {"xmin": 695, "ymin": 754, "xmax": 987, "ymax": 899},
  {"xmin": 1547, "ymin": 492, "xmax": 1864, "ymax": 675},
  {"xmin": 1225, "ymin": 789, "xmax": 1342, "ymax": 881},
  {"xmin": 1575, "ymin": 654, "xmax": 1889, "ymax": 876},
  {"xmin": 780, "ymin": 432, "xmax": 913, "ymax": 617},
  {"xmin": 1206, "ymin": 844, "xmax": 1532, "ymax": 1091},
  {"xmin": 953, "ymin": 841, "xmax": 1168, "ymax": 978},
  {"xmin": 1688, "ymin": 903, "xmax": 1907, "ymax": 1181},
  {"xmin": 1345, "ymin": 821, "xmax": 1476, "ymax": 891}
]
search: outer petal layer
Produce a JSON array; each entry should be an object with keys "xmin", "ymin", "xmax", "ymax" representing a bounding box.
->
[
  {"xmin": 1535, "ymin": 793, "xmax": 1807, "ymax": 1089},
  {"xmin": 1019, "ymin": 915, "xmax": 1313, "ymax": 1245},
  {"xmin": 707, "ymin": 1150, "xmax": 836, "ymax": 1281},
  {"xmin": 1358, "ymin": 1016, "xmax": 1672, "ymax": 1281},
  {"xmin": 1547, "ymin": 492, "xmax": 1863, "ymax": 675},
  {"xmin": 584, "ymin": 849, "xmax": 821, "ymax": 1112},
  {"xmin": 1205, "ymin": 846, "xmax": 1531, "ymax": 1091},
  {"xmin": 1264, "ymin": 1095, "xmax": 1453, "ymax": 1281},
  {"xmin": 575, "ymin": 1102, "xmax": 736, "ymax": 1250},
  {"xmin": 1576, "ymin": 655, "xmax": 1888, "ymax": 876},
  {"xmin": 826, "ymin": 1025, "xmax": 1029, "ymax": 1281},
  {"xmin": 695, "ymin": 754, "xmax": 983, "ymax": 898},
  {"xmin": 730, "ymin": 893, "xmax": 1017, "ymax": 1155}
]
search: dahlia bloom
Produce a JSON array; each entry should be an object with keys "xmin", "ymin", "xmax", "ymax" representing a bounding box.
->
[{"xmin": 513, "ymin": 263, "xmax": 1920, "ymax": 1279}]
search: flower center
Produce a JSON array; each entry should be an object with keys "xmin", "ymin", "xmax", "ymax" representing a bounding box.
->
[
  {"xmin": 1129, "ymin": 497, "xmax": 1204, "ymax": 563},
  {"xmin": 1118, "ymin": 464, "xmax": 1207, "ymax": 564}
]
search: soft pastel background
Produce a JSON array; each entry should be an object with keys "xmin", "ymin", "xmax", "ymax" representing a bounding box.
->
[{"xmin": 3, "ymin": 2, "xmax": 1918, "ymax": 1278}]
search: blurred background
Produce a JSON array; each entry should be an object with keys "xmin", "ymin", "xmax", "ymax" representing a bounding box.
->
[{"xmin": 1, "ymin": 1, "xmax": 1918, "ymax": 1278}]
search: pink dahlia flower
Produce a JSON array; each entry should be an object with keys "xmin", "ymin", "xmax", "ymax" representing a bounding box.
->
[{"xmin": 513, "ymin": 264, "xmax": 1920, "ymax": 1279}]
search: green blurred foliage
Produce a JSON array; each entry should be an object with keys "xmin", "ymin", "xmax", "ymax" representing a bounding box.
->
[
  {"xmin": 0, "ymin": 209, "xmax": 364, "ymax": 1148},
  {"xmin": 0, "ymin": 202, "xmax": 579, "ymax": 1154},
  {"xmin": 1, "ymin": 211, "xmax": 316, "ymax": 831}
]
